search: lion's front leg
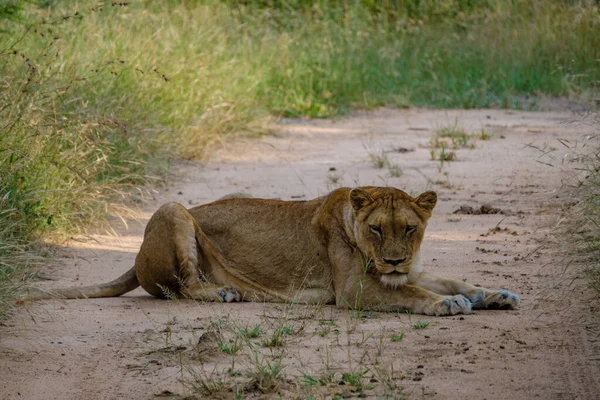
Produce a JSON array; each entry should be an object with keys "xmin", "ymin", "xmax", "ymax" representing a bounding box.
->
[
  {"xmin": 336, "ymin": 275, "xmax": 472, "ymax": 316},
  {"xmin": 329, "ymin": 238, "xmax": 471, "ymax": 316},
  {"xmin": 412, "ymin": 272, "xmax": 520, "ymax": 310}
]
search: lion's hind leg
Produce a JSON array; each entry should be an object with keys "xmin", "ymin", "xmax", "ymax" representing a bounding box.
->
[
  {"xmin": 164, "ymin": 202, "xmax": 244, "ymax": 303},
  {"xmin": 135, "ymin": 202, "xmax": 191, "ymax": 298},
  {"xmin": 136, "ymin": 202, "xmax": 241, "ymax": 302},
  {"xmin": 184, "ymin": 282, "xmax": 242, "ymax": 303}
]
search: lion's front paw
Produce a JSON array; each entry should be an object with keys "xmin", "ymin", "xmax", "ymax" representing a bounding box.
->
[
  {"xmin": 474, "ymin": 289, "xmax": 520, "ymax": 310},
  {"xmin": 425, "ymin": 295, "xmax": 472, "ymax": 316},
  {"xmin": 218, "ymin": 287, "xmax": 242, "ymax": 303}
]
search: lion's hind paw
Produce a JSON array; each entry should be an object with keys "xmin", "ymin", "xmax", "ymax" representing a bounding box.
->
[{"xmin": 218, "ymin": 287, "xmax": 242, "ymax": 303}]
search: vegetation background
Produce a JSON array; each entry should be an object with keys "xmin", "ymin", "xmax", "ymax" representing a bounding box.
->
[{"xmin": 0, "ymin": 0, "xmax": 598, "ymax": 317}]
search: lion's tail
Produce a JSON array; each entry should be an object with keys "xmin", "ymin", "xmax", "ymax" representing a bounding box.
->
[{"xmin": 18, "ymin": 266, "xmax": 139, "ymax": 301}]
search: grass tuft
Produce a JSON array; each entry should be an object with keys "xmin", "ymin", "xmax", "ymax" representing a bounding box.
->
[
  {"xmin": 411, "ymin": 320, "xmax": 430, "ymax": 329},
  {"xmin": 246, "ymin": 351, "xmax": 285, "ymax": 394},
  {"xmin": 567, "ymin": 114, "xmax": 600, "ymax": 296},
  {"xmin": 391, "ymin": 332, "xmax": 405, "ymax": 342},
  {"xmin": 369, "ymin": 151, "xmax": 390, "ymax": 169},
  {"xmin": 239, "ymin": 324, "xmax": 263, "ymax": 339}
]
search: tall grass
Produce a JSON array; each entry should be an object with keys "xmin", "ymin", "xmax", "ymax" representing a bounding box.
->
[
  {"xmin": 571, "ymin": 114, "xmax": 600, "ymax": 296},
  {"xmin": 263, "ymin": 0, "xmax": 599, "ymax": 115},
  {"xmin": 0, "ymin": 3, "xmax": 177, "ymax": 316},
  {"xmin": 0, "ymin": 0, "xmax": 598, "ymax": 316}
]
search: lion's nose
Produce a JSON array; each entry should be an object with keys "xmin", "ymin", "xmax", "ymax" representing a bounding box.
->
[{"xmin": 383, "ymin": 257, "xmax": 407, "ymax": 266}]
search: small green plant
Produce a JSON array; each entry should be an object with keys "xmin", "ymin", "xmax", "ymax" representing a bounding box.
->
[
  {"xmin": 301, "ymin": 374, "xmax": 320, "ymax": 387},
  {"xmin": 374, "ymin": 363, "xmax": 404, "ymax": 395},
  {"xmin": 439, "ymin": 143, "xmax": 456, "ymax": 162},
  {"xmin": 430, "ymin": 143, "xmax": 456, "ymax": 168},
  {"xmin": 435, "ymin": 119, "xmax": 465, "ymax": 138},
  {"xmin": 318, "ymin": 371, "xmax": 335, "ymax": 385},
  {"xmin": 368, "ymin": 151, "xmax": 389, "ymax": 169},
  {"xmin": 316, "ymin": 319, "xmax": 338, "ymax": 337},
  {"xmin": 388, "ymin": 163, "xmax": 402, "ymax": 178},
  {"xmin": 456, "ymin": 135, "xmax": 473, "ymax": 148},
  {"xmin": 316, "ymin": 327, "xmax": 330, "ymax": 337},
  {"xmin": 431, "ymin": 124, "xmax": 495, "ymax": 152},
  {"xmin": 345, "ymin": 253, "xmax": 373, "ymax": 324},
  {"xmin": 367, "ymin": 148, "xmax": 402, "ymax": 177},
  {"xmin": 158, "ymin": 284, "xmax": 179, "ymax": 300},
  {"xmin": 218, "ymin": 339, "xmax": 241, "ymax": 355},
  {"xmin": 435, "ymin": 120, "xmax": 473, "ymax": 147},
  {"xmin": 430, "ymin": 134, "xmax": 472, "ymax": 151},
  {"xmin": 162, "ymin": 316, "xmax": 177, "ymax": 347},
  {"xmin": 391, "ymin": 332, "xmax": 405, "ymax": 342},
  {"xmin": 246, "ymin": 351, "xmax": 285, "ymax": 393},
  {"xmin": 280, "ymin": 326, "xmax": 295, "ymax": 335},
  {"xmin": 478, "ymin": 128, "xmax": 492, "ymax": 140},
  {"xmin": 262, "ymin": 324, "xmax": 296, "ymax": 347},
  {"xmin": 239, "ymin": 324, "xmax": 263, "ymax": 339},
  {"xmin": 411, "ymin": 320, "xmax": 430, "ymax": 330},
  {"xmin": 341, "ymin": 370, "xmax": 371, "ymax": 391},
  {"xmin": 186, "ymin": 372, "xmax": 230, "ymax": 398},
  {"xmin": 300, "ymin": 370, "xmax": 335, "ymax": 388}
]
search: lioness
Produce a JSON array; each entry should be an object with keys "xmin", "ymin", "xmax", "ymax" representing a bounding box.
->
[{"xmin": 22, "ymin": 187, "xmax": 520, "ymax": 316}]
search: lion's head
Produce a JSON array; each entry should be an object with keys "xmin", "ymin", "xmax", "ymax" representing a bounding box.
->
[{"xmin": 349, "ymin": 187, "xmax": 437, "ymax": 288}]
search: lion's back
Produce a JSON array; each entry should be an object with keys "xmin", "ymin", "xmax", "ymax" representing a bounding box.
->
[{"xmin": 189, "ymin": 198, "xmax": 331, "ymax": 290}]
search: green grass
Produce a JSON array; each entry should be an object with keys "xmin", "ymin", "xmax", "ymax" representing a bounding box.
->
[
  {"xmin": 341, "ymin": 369, "xmax": 372, "ymax": 392},
  {"xmin": 0, "ymin": 237, "xmax": 39, "ymax": 319},
  {"xmin": 239, "ymin": 324, "xmax": 263, "ymax": 339},
  {"xmin": 369, "ymin": 151, "xmax": 390, "ymax": 169},
  {"xmin": 261, "ymin": 324, "xmax": 296, "ymax": 347},
  {"xmin": 248, "ymin": 0, "xmax": 599, "ymax": 115},
  {"xmin": 411, "ymin": 320, "xmax": 430, "ymax": 329},
  {"xmin": 431, "ymin": 120, "xmax": 477, "ymax": 149},
  {"xmin": 1, "ymin": 0, "xmax": 598, "ymax": 317},
  {"xmin": 571, "ymin": 114, "xmax": 600, "ymax": 296},
  {"xmin": 301, "ymin": 374, "xmax": 320, "ymax": 387},
  {"xmin": 246, "ymin": 351, "xmax": 285, "ymax": 394}
]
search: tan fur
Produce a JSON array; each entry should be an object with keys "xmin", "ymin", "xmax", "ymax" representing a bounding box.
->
[{"xmin": 21, "ymin": 187, "xmax": 520, "ymax": 316}]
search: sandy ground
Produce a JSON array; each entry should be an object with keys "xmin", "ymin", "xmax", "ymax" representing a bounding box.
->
[{"xmin": 1, "ymin": 108, "xmax": 599, "ymax": 399}]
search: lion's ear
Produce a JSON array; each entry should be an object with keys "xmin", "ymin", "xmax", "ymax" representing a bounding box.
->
[
  {"xmin": 415, "ymin": 191, "xmax": 437, "ymax": 213},
  {"xmin": 350, "ymin": 188, "xmax": 373, "ymax": 211}
]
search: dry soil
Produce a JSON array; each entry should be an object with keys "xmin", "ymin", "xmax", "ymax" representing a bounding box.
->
[{"xmin": 1, "ymin": 108, "xmax": 599, "ymax": 400}]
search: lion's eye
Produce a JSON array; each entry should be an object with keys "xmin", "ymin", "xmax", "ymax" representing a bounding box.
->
[
  {"xmin": 406, "ymin": 225, "xmax": 417, "ymax": 234},
  {"xmin": 369, "ymin": 224, "xmax": 382, "ymax": 236}
]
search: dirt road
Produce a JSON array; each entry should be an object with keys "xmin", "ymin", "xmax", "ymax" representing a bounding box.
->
[{"xmin": 1, "ymin": 108, "xmax": 599, "ymax": 399}]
